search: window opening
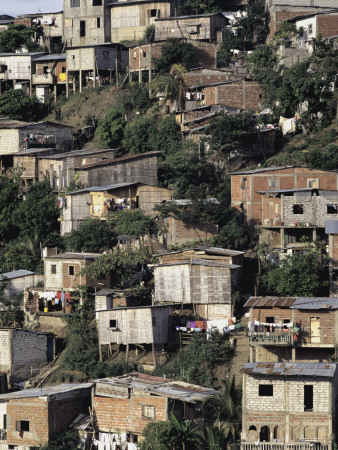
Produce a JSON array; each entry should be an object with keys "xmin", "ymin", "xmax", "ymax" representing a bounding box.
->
[
  {"xmin": 68, "ymin": 266, "xmax": 75, "ymax": 276},
  {"xmin": 142, "ymin": 405, "xmax": 155, "ymax": 419},
  {"xmin": 51, "ymin": 265, "xmax": 56, "ymax": 274},
  {"xmin": 70, "ymin": 0, "xmax": 80, "ymax": 7},
  {"xmin": 327, "ymin": 204, "xmax": 338, "ymax": 214},
  {"xmin": 266, "ymin": 317, "xmax": 274, "ymax": 323},
  {"xmin": 80, "ymin": 20, "xmax": 86, "ymax": 37},
  {"xmin": 110, "ymin": 319, "xmax": 118, "ymax": 328},
  {"xmin": 259, "ymin": 385, "xmax": 273, "ymax": 396},
  {"xmin": 293, "ymin": 204, "xmax": 304, "ymax": 214}
]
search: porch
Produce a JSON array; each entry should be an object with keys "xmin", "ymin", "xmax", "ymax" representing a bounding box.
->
[{"xmin": 241, "ymin": 442, "xmax": 329, "ymax": 450}]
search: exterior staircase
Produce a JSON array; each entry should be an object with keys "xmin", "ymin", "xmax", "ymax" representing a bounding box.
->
[{"xmin": 229, "ymin": 316, "xmax": 250, "ymax": 385}]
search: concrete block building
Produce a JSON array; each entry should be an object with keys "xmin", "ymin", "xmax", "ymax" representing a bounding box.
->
[
  {"xmin": 63, "ymin": 0, "xmax": 112, "ymax": 47},
  {"xmin": 241, "ymin": 362, "xmax": 338, "ymax": 449},
  {"xmin": 245, "ymin": 296, "xmax": 338, "ymax": 364},
  {"xmin": 43, "ymin": 250, "xmax": 110, "ymax": 292},
  {"xmin": 0, "ymin": 270, "xmax": 43, "ymax": 299},
  {"xmin": 93, "ymin": 372, "xmax": 217, "ymax": 446},
  {"xmin": 0, "ymin": 328, "xmax": 54, "ymax": 384},
  {"xmin": 0, "ymin": 383, "xmax": 92, "ymax": 449}
]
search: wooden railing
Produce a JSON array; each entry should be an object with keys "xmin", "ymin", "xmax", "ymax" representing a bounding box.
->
[{"xmin": 248, "ymin": 332, "xmax": 294, "ymax": 346}]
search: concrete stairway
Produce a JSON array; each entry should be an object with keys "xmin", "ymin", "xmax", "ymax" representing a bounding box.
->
[{"xmin": 229, "ymin": 333, "xmax": 250, "ymax": 385}]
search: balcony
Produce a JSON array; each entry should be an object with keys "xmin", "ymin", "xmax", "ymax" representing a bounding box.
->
[
  {"xmin": 241, "ymin": 443, "xmax": 328, "ymax": 450},
  {"xmin": 0, "ymin": 429, "xmax": 7, "ymax": 440},
  {"xmin": 248, "ymin": 331, "xmax": 294, "ymax": 346},
  {"xmin": 32, "ymin": 73, "xmax": 55, "ymax": 85}
]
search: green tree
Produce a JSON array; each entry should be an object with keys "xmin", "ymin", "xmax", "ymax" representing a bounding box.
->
[
  {"xmin": 141, "ymin": 420, "xmax": 176, "ymax": 450},
  {"xmin": 95, "ymin": 107, "xmax": 126, "ymax": 148},
  {"xmin": 206, "ymin": 112, "xmax": 258, "ymax": 171},
  {"xmin": 148, "ymin": 114, "xmax": 181, "ymax": 154},
  {"xmin": 110, "ymin": 210, "xmax": 157, "ymax": 239},
  {"xmin": 39, "ymin": 430, "xmax": 80, "ymax": 450},
  {"xmin": 169, "ymin": 413, "xmax": 199, "ymax": 450},
  {"xmin": 64, "ymin": 218, "xmax": 116, "ymax": 253},
  {"xmin": 211, "ymin": 213, "xmax": 255, "ymax": 251},
  {"xmin": 194, "ymin": 424, "xmax": 229, "ymax": 450},
  {"xmin": 0, "ymin": 175, "xmax": 21, "ymax": 243},
  {"xmin": 203, "ymin": 377, "xmax": 242, "ymax": 441},
  {"xmin": 155, "ymin": 39, "xmax": 195, "ymax": 72},
  {"xmin": 0, "ymin": 283, "xmax": 24, "ymax": 327},
  {"xmin": 0, "ymin": 89, "xmax": 42, "ymax": 122},
  {"xmin": 84, "ymin": 247, "xmax": 151, "ymax": 287},
  {"xmin": 261, "ymin": 243, "xmax": 328, "ymax": 296},
  {"xmin": 122, "ymin": 116, "xmax": 157, "ymax": 154},
  {"xmin": 151, "ymin": 64, "xmax": 187, "ymax": 111},
  {"xmin": 177, "ymin": 0, "xmax": 222, "ymax": 15},
  {"xmin": 12, "ymin": 181, "xmax": 60, "ymax": 244},
  {"xmin": 0, "ymin": 24, "xmax": 44, "ymax": 53}
]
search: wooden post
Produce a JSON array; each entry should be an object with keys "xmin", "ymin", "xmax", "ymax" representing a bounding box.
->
[
  {"xmin": 109, "ymin": 69, "xmax": 113, "ymax": 85},
  {"xmin": 152, "ymin": 343, "xmax": 156, "ymax": 369},
  {"xmin": 99, "ymin": 344, "xmax": 103, "ymax": 362},
  {"xmin": 66, "ymin": 70, "xmax": 69, "ymax": 98},
  {"xmin": 126, "ymin": 343, "xmax": 129, "ymax": 362},
  {"xmin": 79, "ymin": 69, "xmax": 82, "ymax": 94},
  {"xmin": 115, "ymin": 59, "xmax": 118, "ymax": 86}
]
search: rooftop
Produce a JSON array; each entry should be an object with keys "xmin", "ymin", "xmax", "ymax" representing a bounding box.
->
[
  {"xmin": 154, "ymin": 246, "xmax": 244, "ymax": 257},
  {"xmin": 0, "ymin": 270, "xmax": 37, "ymax": 280},
  {"xmin": 35, "ymin": 53, "xmax": 66, "ymax": 62},
  {"xmin": 0, "ymin": 383, "xmax": 92, "ymax": 400},
  {"xmin": 245, "ymin": 296, "xmax": 338, "ymax": 310},
  {"xmin": 44, "ymin": 252, "xmax": 103, "ymax": 260},
  {"xmin": 74, "ymin": 151, "xmax": 162, "ymax": 170},
  {"xmin": 230, "ymin": 166, "xmax": 294, "ymax": 175},
  {"xmin": 97, "ymin": 304, "xmax": 173, "ymax": 312},
  {"xmin": 155, "ymin": 259, "xmax": 241, "ymax": 269},
  {"xmin": 94, "ymin": 372, "xmax": 218, "ymax": 403},
  {"xmin": 0, "ymin": 119, "xmax": 72, "ymax": 130},
  {"xmin": 66, "ymin": 182, "xmax": 140, "ymax": 196},
  {"xmin": 155, "ymin": 12, "xmax": 226, "ymax": 21},
  {"xmin": 241, "ymin": 362, "xmax": 337, "ymax": 378}
]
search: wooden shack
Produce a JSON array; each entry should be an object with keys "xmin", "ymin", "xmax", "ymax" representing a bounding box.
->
[
  {"xmin": 97, "ymin": 305, "xmax": 172, "ymax": 366},
  {"xmin": 66, "ymin": 44, "xmax": 128, "ymax": 95},
  {"xmin": 14, "ymin": 147, "xmax": 116, "ymax": 190},
  {"xmin": 0, "ymin": 119, "xmax": 73, "ymax": 167},
  {"xmin": 74, "ymin": 151, "xmax": 161, "ymax": 188},
  {"xmin": 154, "ymin": 260, "xmax": 240, "ymax": 320},
  {"xmin": 155, "ymin": 246, "xmax": 244, "ymax": 266},
  {"xmin": 60, "ymin": 182, "xmax": 172, "ymax": 235},
  {"xmin": 110, "ymin": 0, "xmax": 172, "ymax": 43},
  {"xmin": 154, "ymin": 13, "xmax": 227, "ymax": 42}
]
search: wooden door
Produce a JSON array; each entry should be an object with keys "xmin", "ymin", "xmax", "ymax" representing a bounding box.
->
[{"xmin": 310, "ymin": 317, "xmax": 320, "ymax": 343}]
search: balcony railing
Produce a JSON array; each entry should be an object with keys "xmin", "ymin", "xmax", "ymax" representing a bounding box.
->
[
  {"xmin": 248, "ymin": 332, "xmax": 294, "ymax": 346},
  {"xmin": 241, "ymin": 442, "xmax": 329, "ymax": 450},
  {"xmin": 32, "ymin": 73, "xmax": 55, "ymax": 85}
]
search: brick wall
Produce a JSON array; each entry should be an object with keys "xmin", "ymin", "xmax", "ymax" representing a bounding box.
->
[
  {"xmin": 250, "ymin": 307, "xmax": 336, "ymax": 346},
  {"xmin": 231, "ymin": 168, "xmax": 338, "ymax": 225},
  {"xmin": 205, "ymin": 80, "xmax": 263, "ymax": 110},
  {"xmin": 318, "ymin": 15, "xmax": 338, "ymax": 38},
  {"xmin": 11, "ymin": 330, "xmax": 47, "ymax": 368},
  {"xmin": 166, "ymin": 216, "xmax": 217, "ymax": 246},
  {"xmin": 94, "ymin": 394, "xmax": 167, "ymax": 434}
]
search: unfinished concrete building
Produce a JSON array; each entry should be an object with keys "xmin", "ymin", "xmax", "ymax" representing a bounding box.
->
[
  {"xmin": 93, "ymin": 372, "xmax": 217, "ymax": 446},
  {"xmin": 0, "ymin": 383, "xmax": 92, "ymax": 449},
  {"xmin": 241, "ymin": 362, "xmax": 338, "ymax": 449},
  {"xmin": 0, "ymin": 328, "xmax": 54, "ymax": 384},
  {"xmin": 63, "ymin": 0, "xmax": 111, "ymax": 47},
  {"xmin": 154, "ymin": 259, "xmax": 241, "ymax": 320},
  {"xmin": 32, "ymin": 54, "xmax": 67, "ymax": 103}
]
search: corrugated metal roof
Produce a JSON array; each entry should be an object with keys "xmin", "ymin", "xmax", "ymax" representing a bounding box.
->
[
  {"xmin": 0, "ymin": 270, "xmax": 36, "ymax": 280},
  {"xmin": 94, "ymin": 372, "xmax": 217, "ymax": 403},
  {"xmin": 258, "ymin": 188, "xmax": 313, "ymax": 194},
  {"xmin": 244, "ymin": 297, "xmax": 296, "ymax": 308},
  {"xmin": 74, "ymin": 151, "xmax": 162, "ymax": 170},
  {"xmin": 241, "ymin": 362, "xmax": 337, "ymax": 378},
  {"xmin": 35, "ymin": 53, "xmax": 66, "ymax": 61},
  {"xmin": 0, "ymin": 383, "xmax": 93, "ymax": 400},
  {"xmin": 230, "ymin": 166, "xmax": 293, "ymax": 175},
  {"xmin": 155, "ymin": 259, "xmax": 241, "ymax": 269},
  {"xmin": 154, "ymin": 246, "xmax": 244, "ymax": 257},
  {"xmin": 66, "ymin": 182, "xmax": 140, "ymax": 196},
  {"xmin": 325, "ymin": 220, "xmax": 338, "ymax": 234},
  {"xmin": 291, "ymin": 297, "xmax": 338, "ymax": 310},
  {"xmin": 94, "ymin": 289, "xmax": 115, "ymax": 296}
]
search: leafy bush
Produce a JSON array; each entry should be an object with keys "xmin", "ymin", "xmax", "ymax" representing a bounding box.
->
[
  {"xmin": 110, "ymin": 210, "xmax": 157, "ymax": 238},
  {"xmin": 64, "ymin": 218, "xmax": 116, "ymax": 252},
  {"xmin": 155, "ymin": 38, "xmax": 195, "ymax": 72},
  {"xmin": 0, "ymin": 89, "xmax": 43, "ymax": 122},
  {"xmin": 95, "ymin": 107, "xmax": 126, "ymax": 148},
  {"xmin": 154, "ymin": 332, "xmax": 234, "ymax": 387}
]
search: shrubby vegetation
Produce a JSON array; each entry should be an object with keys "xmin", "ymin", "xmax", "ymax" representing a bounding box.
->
[
  {"xmin": 0, "ymin": 24, "xmax": 44, "ymax": 53},
  {"xmin": 0, "ymin": 89, "xmax": 43, "ymax": 122},
  {"xmin": 154, "ymin": 331, "xmax": 235, "ymax": 387}
]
